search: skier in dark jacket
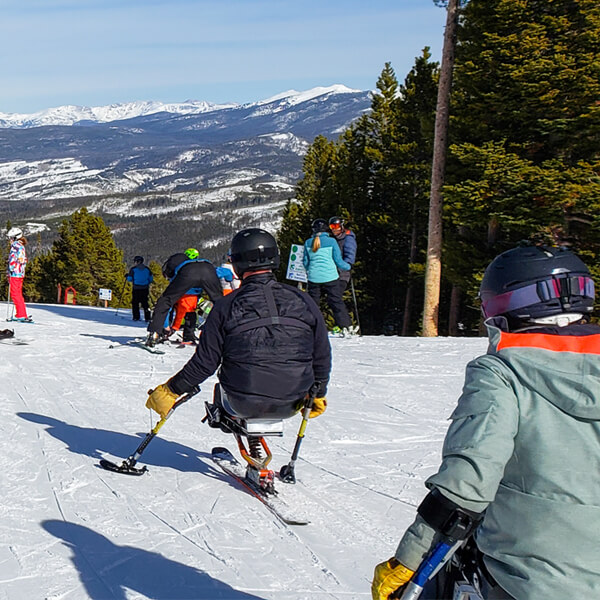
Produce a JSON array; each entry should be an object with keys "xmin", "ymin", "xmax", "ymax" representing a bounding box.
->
[
  {"xmin": 303, "ymin": 218, "xmax": 352, "ymax": 334},
  {"xmin": 126, "ymin": 256, "xmax": 153, "ymax": 321},
  {"xmin": 372, "ymin": 244, "xmax": 600, "ymax": 600},
  {"xmin": 328, "ymin": 216, "xmax": 357, "ymax": 291},
  {"xmin": 146, "ymin": 254, "xmax": 223, "ymax": 346},
  {"xmin": 145, "ymin": 228, "xmax": 331, "ymax": 422},
  {"xmin": 329, "ymin": 216, "xmax": 359, "ymax": 335}
]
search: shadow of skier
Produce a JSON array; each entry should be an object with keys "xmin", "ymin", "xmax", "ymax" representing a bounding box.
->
[
  {"xmin": 18, "ymin": 412, "xmax": 213, "ymax": 474},
  {"xmin": 79, "ymin": 332, "xmax": 144, "ymax": 346},
  {"xmin": 42, "ymin": 520, "xmax": 267, "ymax": 599},
  {"xmin": 16, "ymin": 412, "xmax": 274, "ymax": 492}
]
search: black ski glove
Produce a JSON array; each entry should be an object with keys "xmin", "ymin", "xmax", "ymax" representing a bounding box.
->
[{"xmin": 312, "ymin": 379, "xmax": 328, "ymax": 398}]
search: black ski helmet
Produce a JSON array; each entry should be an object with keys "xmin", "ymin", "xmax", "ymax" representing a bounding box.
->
[
  {"xmin": 479, "ymin": 244, "xmax": 595, "ymax": 327},
  {"xmin": 329, "ymin": 216, "xmax": 344, "ymax": 228},
  {"xmin": 229, "ymin": 228, "xmax": 280, "ymax": 276},
  {"xmin": 134, "ymin": 255, "xmax": 144, "ymax": 264},
  {"xmin": 311, "ymin": 218, "xmax": 329, "ymax": 233}
]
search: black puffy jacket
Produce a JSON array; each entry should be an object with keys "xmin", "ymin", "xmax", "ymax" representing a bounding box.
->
[
  {"xmin": 148, "ymin": 256, "xmax": 223, "ymax": 334},
  {"xmin": 168, "ymin": 272, "xmax": 331, "ymax": 417}
]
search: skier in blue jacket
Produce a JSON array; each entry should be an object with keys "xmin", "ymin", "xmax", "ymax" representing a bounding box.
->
[
  {"xmin": 303, "ymin": 219, "xmax": 352, "ymax": 334},
  {"xmin": 126, "ymin": 256, "xmax": 153, "ymax": 321}
]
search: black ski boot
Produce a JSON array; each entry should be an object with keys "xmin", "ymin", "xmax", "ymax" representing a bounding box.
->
[{"xmin": 145, "ymin": 330, "xmax": 170, "ymax": 347}]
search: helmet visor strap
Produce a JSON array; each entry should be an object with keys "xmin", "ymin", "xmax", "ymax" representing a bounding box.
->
[{"xmin": 482, "ymin": 275, "xmax": 594, "ymax": 318}]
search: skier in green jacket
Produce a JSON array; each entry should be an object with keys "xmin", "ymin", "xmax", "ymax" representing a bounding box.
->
[{"xmin": 372, "ymin": 243, "xmax": 600, "ymax": 600}]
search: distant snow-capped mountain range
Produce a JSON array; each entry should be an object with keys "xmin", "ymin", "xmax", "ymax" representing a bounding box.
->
[
  {"xmin": 0, "ymin": 84, "xmax": 362, "ymax": 129},
  {"xmin": 0, "ymin": 84, "xmax": 371, "ymax": 263}
]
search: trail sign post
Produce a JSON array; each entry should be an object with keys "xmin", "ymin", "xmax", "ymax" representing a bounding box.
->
[
  {"xmin": 99, "ymin": 288, "xmax": 112, "ymax": 308},
  {"xmin": 286, "ymin": 243, "xmax": 307, "ymax": 283}
]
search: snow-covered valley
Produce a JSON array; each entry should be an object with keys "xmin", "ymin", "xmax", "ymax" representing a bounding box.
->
[{"xmin": 0, "ymin": 86, "xmax": 370, "ymax": 262}]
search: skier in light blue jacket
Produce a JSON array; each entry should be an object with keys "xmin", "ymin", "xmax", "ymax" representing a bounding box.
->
[
  {"xmin": 303, "ymin": 219, "xmax": 352, "ymax": 334},
  {"xmin": 373, "ymin": 244, "xmax": 600, "ymax": 600}
]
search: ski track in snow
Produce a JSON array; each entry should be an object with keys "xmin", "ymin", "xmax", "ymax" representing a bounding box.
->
[{"xmin": 0, "ymin": 302, "xmax": 487, "ymax": 599}]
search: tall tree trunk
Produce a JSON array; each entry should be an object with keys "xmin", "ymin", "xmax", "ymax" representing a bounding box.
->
[{"xmin": 421, "ymin": 0, "xmax": 460, "ymax": 337}]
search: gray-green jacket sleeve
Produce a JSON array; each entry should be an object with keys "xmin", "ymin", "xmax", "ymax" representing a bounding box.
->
[{"xmin": 395, "ymin": 355, "xmax": 519, "ymax": 569}]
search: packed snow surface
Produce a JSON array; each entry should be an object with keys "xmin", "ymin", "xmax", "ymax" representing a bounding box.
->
[{"xmin": 1, "ymin": 302, "xmax": 486, "ymax": 599}]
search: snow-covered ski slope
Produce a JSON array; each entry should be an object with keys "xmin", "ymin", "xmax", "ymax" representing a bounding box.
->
[{"xmin": 1, "ymin": 302, "xmax": 487, "ymax": 599}]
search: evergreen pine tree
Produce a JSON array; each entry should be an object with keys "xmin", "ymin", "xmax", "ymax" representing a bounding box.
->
[
  {"xmin": 338, "ymin": 58, "xmax": 438, "ymax": 334},
  {"xmin": 396, "ymin": 49, "xmax": 439, "ymax": 334},
  {"xmin": 32, "ymin": 208, "xmax": 127, "ymax": 306},
  {"xmin": 277, "ymin": 56, "xmax": 439, "ymax": 334},
  {"xmin": 276, "ymin": 135, "xmax": 339, "ymax": 278},
  {"xmin": 443, "ymin": 0, "xmax": 600, "ymax": 332}
]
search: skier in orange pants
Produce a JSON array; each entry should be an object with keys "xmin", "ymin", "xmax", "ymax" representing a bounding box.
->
[{"xmin": 170, "ymin": 294, "xmax": 199, "ymax": 344}]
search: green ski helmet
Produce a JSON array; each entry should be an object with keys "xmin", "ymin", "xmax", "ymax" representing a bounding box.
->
[{"xmin": 185, "ymin": 248, "xmax": 199, "ymax": 260}]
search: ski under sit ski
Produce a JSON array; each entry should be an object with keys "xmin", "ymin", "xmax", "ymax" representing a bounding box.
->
[{"xmin": 210, "ymin": 447, "xmax": 310, "ymax": 526}]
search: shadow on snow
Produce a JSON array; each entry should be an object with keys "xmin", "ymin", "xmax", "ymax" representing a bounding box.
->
[
  {"xmin": 17, "ymin": 411, "xmax": 225, "ymax": 476},
  {"xmin": 17, "ymin": 411, "xmax": 290, "ymax": 506},
  {"xmin": 25, "ymin": 302, "xmax": 146, "ymax": 327},
  {"xmin": 79, "ymin": 332, "xmax": 147, "ymax": 346},
  {"xmin": 42, "ymin": 520, "xmax": 267, "ymax": 600}
]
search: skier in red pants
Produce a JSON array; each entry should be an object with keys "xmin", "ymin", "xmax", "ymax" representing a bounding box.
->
[{"xmin": 7, "ymin": 227, "xmax": 31, "ymax": 322}]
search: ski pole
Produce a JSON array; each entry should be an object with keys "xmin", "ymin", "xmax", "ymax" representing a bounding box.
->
[
  {"xmin": 5, "ymin": 283, "xmax": 11, "ymax": 321},
  {"xmin": 99, "ymin": 386, "xmax": 200, "ymax": 475},
  {"xmin": 349, "ymin": 276, "xmax": 361, "ymax": 334},
  {"xmin": 398, "ymin": 540, "xmax": 462, "ymax": 600},
  {"xmin": 6, "ymin": 283, "xmax": 14, "ymax": 321},
  {"xmin": 279, "ymin": 387, "xmax": 317, "ymax": 483}
]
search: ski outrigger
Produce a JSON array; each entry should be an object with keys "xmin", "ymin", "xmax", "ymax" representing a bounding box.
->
[{"xmin": 99, "ymin": 387, "xmax": 200, "ymax": 475}]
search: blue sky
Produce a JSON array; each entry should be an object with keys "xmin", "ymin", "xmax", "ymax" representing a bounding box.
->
[{"xmin": 2, "ymin": 0, "xmax": 447, "ymax": 114}]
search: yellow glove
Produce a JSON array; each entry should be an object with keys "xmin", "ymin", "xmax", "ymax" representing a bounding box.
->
[
  {"xmin": 309, "ymin": 397, "xmax": 327, "ymax": 418},
  {"xmin": 372, "ymin": 558, "xmax": 414, "ymax": 600},
  {"xmin": 146, "ymin": 384, "xmax": 178, "ymax": 419}
]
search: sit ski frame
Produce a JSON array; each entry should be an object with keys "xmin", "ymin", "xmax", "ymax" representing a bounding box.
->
[{"xmin": 203, "ymin": 385, "xmax": 317, "ymax": 493}]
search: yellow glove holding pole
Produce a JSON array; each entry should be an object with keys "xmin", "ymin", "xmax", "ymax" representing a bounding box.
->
[
  {"xmin": 309, "ymin": 397, "xmax": 327, "ymax": 418},
  {"xmin": 146, "ymin": 384, "xmax": 179, "ymax": 419},
  {"xmin": 372, "ymin": 558, "xmax": 414, "ymax": 600}
]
